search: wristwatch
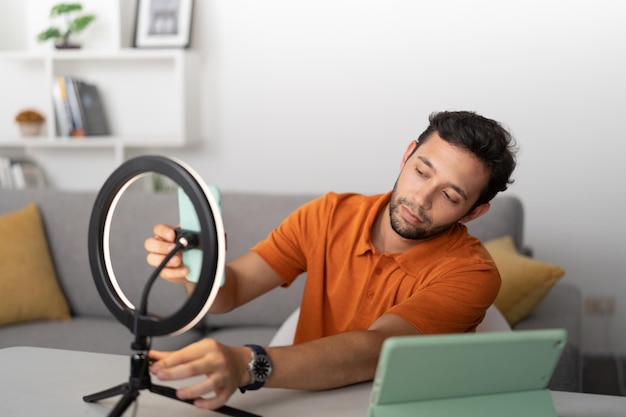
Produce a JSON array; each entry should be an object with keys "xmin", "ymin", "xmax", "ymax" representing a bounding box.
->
[{"xmin": 240, "ymin": 344, "xmax": 273, "ymax": 393}]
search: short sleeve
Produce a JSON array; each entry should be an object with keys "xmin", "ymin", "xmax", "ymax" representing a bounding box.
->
[
  {"xmin": 252, "ymin": 195, "xmax": 329, "ymax": 284},
  {"xmin": 388, "ymin": 261, "xmax": 501, "ymax": 334}
]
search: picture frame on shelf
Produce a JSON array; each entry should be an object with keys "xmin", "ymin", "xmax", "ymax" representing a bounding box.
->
[{"xmin": 133, "ymin": 0, "xmax": 194, "ymax": 48}]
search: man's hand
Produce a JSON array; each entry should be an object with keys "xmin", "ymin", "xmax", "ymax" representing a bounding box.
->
[
  {"xmin": 149, "ymin": 339, "xmax": 251, "ymax": 410},
  {"xmin": 145, "ymin": 224, "xmax": 195, "ymax": 292}
]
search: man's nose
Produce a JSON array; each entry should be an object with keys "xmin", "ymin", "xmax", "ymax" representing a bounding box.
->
[{"xmin": 413, "ymin": 183, "xmax": 435, "ymax": 211}]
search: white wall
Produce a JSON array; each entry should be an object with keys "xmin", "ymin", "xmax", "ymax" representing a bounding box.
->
[
  {"xmin": 5, "ymin": 0, "xmax": 626, "ymax": 355},
  {"xmin": 171, "ymin": 0, "xmax": 626, "ymax": 356}
]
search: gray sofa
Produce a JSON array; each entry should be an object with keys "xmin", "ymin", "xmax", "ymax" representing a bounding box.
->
[{"xmin": 0, "ymin": 187, "xmax": 582, "ymax": 391}]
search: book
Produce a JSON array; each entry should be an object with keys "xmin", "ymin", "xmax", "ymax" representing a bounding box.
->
[
  {"xmin": 51, "ymin": 76, "xmax": 111, "ymax": 137},
  {"xmin": 65, "ymin": 76, "xmax": 85, "ymax": 137},
  {"xmin": 74, "ymin": 80, "xmax": 110, "ymax": 136},
  {"xmin": 10, "ymin": 159, "xmax": 47, "ymax": 189},
  {"xmin": 52, "ymin": 76, "xmax": 73, "ymax": 137},
  {"xmin": 0, "ymin": 156, "xmax": 12, "ymax": 188},
  {"xmin": 0, "ymin": 157, "xmax": 47, "ymax": 189}
]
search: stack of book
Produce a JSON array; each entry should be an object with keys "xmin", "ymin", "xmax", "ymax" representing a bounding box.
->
[
  {"xmin": 52, "ymin": 76, "xmax": 110, "ymax": 138},
  {"xmin": 0, "ymin": 156, "xmax": 47, "ymax": 189}
]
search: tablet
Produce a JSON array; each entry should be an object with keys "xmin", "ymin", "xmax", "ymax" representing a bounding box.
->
[{"xmin": 369, "ymin": 329, "xmax": 567, "ymax": 417}]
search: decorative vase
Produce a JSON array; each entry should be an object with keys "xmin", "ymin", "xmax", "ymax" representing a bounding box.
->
[{"xmin": 19, "ymin": 122, "xmax": 43, "ymax": 137}]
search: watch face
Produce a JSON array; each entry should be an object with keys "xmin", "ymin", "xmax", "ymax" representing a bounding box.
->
[{"xmin": 252, "ymin": 354, "xmax": 272, "ymax": 382}]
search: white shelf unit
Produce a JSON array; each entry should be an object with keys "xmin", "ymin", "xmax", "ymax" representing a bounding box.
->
[{"xmin": 0, "ymin": 49, "xmax": 198, "ymax": 190}]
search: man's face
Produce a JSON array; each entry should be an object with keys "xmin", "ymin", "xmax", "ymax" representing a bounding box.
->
[{"xmin": 390, "ymin": 133, "xmax": 490, "ymax": 241}]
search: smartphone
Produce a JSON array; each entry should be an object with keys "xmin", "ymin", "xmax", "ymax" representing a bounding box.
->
[{"xmin": 177, "ymin": 185, "xmax": 225, "ymax": 286}]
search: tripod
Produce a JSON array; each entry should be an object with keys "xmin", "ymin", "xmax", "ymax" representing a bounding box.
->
[{"xmin": 83, "ymin": 335, "xmax": 259, "ymax": 417}]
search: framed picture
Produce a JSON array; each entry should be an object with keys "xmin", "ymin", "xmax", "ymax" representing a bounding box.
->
[{"xmin": 133, "ymin": 0, "xmax": 194, "ymax": 48}]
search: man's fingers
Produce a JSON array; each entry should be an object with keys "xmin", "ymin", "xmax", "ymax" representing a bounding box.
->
[
  {"xmin": 192, "ymin": 390, "xmax": 231, "ymax": 411},
  {"xmin": 144, "ymin": 236, "xmax": 178, "ymax": 258},
  {"xmin": 179, "ymin": 374, "xmax": 233, "ymax": 411},
  {"xmin": 153, "ymin": 223, "xmax": 177, "ymax": 241},
  {"xmin": 153, "ymin": 360, "xmax": 201, "ymax": 380},
  {"xmin": 176, "ymin": 374, "xmax": 222, "ymax": 400},
  {"xmin": 145, "ymin": 224, "xmax": 193, "ymax": 282},
  {"xmin": 149, "ymin": 339, "xmax": 238, "ymax": 411},
  {"xmin": 151, "ymin": 340, "xmax": 216, "ymax": 378},
  {"xmin": 145, "ymin": 252, "xmax": 182, "ymax": 267},
  {"xmin": 148, "ymin": 350, "xmax": 168, "ymax": 361}
]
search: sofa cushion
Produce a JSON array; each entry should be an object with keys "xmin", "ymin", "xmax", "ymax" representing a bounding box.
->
[
  {"xmin": 466, "ymin": 195, "xmax": 525, "ymax": 251},
  {"xmin": 475, "ymin": 305, "xmax": 511, "ymax": 332},
  {"xmin": 0, "ymin": 189, "xmax": 108, "ymax": 317},
  {"xmin": 0, "ymin": 203, "xmax": 70, "ymax": 327},
  {"xmin": 269, "ymin": 307, "xmax": 301, "ymax": 346},
  {"xmin": 210, "ymin": 326, "xmax": 279, "ymax": 347},
  {"xmin": 0, "ymin": 317, "xmax": 203, "ymax": 355},
  {"xmin": 269, "ymin": 303, "xmax": 512, "ymax": 349},
  {"xmin": 485, "ymin": 235, "xmax": 565, "ymax": 325}
]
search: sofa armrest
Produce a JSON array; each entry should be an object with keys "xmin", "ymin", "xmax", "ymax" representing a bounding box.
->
[
  {"xmin": 513, "ymin": 281, "xmax": 582, "ymax": 392},
  {"xmin": 513, "ymin": 282, "xmax": 581, "ymax": 346}
]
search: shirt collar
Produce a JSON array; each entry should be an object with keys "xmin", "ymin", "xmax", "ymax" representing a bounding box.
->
[{"xmin": 356, "ymin": 192, "xmax": 392, "ymax": 256}]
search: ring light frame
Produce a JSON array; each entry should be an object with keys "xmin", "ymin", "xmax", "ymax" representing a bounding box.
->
[
  {"xmin": 85, "ymin": 156, "xmax": 260, "ymax": 417},
  {"xmin": 88, "ymin": 155, "xmax": 226, "ymax": 337}
]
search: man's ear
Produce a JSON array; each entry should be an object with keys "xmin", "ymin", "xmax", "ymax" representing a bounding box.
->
[
  {"xmin": 459, "ymin": 203, "xmax": 490, "ymax": 224},
  {"xmin": 400, "ymin": 141, "xmax": 418, "ymax": 169}
]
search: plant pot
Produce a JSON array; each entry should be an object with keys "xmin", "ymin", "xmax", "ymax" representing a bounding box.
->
[
  {"xmin": 55, "ymin": 43, "xmax": 81, "ymax": 50},
  {"xmin": 19, "ymin": 122, "xmax": 43, "ymax": 137}
]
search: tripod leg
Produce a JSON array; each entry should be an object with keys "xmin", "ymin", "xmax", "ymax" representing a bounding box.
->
[
  {"xmin": 107, "ymin": 389, "xmax": 140, "ymax": 417},
  {"xmin": 150, "ymin": 383, "xmax": 193, "ymax": 404},
  {"xmin": 83, "ymin": 383, "xmax": 130, "ymax": 403},
  {"xmin": 150, "ymin": 384, "xmax": 262, "ymax": 417}
]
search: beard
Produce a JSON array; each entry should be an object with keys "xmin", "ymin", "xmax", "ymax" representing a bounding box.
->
[{"xmin": 388, "ymin": 183, "xmax": 457, "ymax": 241}]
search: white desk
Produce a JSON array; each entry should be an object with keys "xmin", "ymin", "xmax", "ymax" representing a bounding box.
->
[{"xmin": 1, "ymin": 346, "xmax": 624, "ymax": 417}]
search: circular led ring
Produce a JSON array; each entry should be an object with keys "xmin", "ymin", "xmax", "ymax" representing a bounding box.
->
[{"xmin": 88, "ymin": 155, "xmax": 225, "ymax": 337}]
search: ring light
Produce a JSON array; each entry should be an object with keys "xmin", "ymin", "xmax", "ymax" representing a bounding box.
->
[
  {"xmin": 88, "ymin": 155, "xmax": 225, "ymax": 337},
  {"xmin": 84, "ymin": 156, "xmax": 258, "ymax": 417}
]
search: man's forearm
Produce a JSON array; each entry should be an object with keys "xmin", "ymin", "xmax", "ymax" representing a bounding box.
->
[
  {"xmin": 264, "ymin": 329, "xmax": 389, "ymax": 390},
  {"xmin": 149, "ymin": 313, "xmax": 420, "ymax": 410},
  {"xmin": 206, "ymin": 264, "xmax": 238, "ymax": 313},
  {"xmin": 208, "ymin": 255, "xmax": 287, "ymax": 314}
]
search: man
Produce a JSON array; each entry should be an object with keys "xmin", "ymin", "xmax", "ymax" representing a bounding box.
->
[{"xmin": 145, "ymin": 110, "xmax": 517, "ymax": 410}]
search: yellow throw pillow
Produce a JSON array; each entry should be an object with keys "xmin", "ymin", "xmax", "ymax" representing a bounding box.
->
[
  {"xmin": 0, "ymin": 203, "xmax": 71, "ymax": 327},
  {"xmin": 484, "ymin": 235, "xmax": 565, "ymax": 326}
]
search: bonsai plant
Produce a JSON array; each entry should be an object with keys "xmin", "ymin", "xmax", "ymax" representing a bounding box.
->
[
  {"xmin": 37, "ymin": 3, "xmax": 96, "ymax": 49},
  {"xmin": 15, "ymin": 109, "xmax": 46, "ymax": 137}
]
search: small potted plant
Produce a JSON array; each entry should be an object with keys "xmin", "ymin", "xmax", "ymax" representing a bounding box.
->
[
  {"xmin": 15, "ymin": 109, "xmax": 46, "ymax": 137},
  {"xmin": 37, "ymin": 3, "xmax": 96, "ymax": 49}
]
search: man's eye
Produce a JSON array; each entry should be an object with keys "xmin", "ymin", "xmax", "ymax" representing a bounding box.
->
[
  {"xmin": 416, "ymin": 168, "xmax": 427, "ymax": 177},
  {"xmin": 443, "ymin": 192, "xmax": 459, "ymax": 204}
]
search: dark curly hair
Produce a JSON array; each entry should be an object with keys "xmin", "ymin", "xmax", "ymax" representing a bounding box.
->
[{"xmin": 413, "ymin": 111, "xmax": 518, "ymax": 207}]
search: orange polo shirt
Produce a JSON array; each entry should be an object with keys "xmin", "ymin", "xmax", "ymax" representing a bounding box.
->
[{"xmin": 252, "ymin": 192, "xmax": 500, "ymax": 344}]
